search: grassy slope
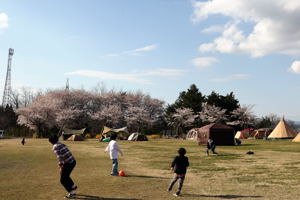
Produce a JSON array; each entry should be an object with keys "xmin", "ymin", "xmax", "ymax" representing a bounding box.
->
[{"xmin": 1, "ymin": 139, "xmax": 300, "ymax": 200}]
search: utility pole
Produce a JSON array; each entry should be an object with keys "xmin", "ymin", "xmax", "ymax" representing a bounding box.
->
[{"xmin": 2, "ymin": 48, "xmax": 14, "ymax": 107}]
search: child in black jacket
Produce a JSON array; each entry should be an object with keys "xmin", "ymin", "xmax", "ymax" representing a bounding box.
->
[
  {"xmin": 207, "ymin": 138, "xmax": 218, "ymax": 155},
  {"xmin": 167, "ymin": 148, "xmax": 189, "ymax": 196}
]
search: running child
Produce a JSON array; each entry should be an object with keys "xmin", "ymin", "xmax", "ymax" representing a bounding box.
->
[{"xmin": 167, "ymin": 148, "xmax": 189, "ymax": 197}]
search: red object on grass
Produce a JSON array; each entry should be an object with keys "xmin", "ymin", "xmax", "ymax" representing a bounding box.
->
[{"xmin": 119, "ymin": 170, "xmax": 125, "ymax": 176}]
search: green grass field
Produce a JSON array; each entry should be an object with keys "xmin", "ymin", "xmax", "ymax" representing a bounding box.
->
[{"xmin": 1, "ymin": 138, "xmax": 300, "ymax": 200}]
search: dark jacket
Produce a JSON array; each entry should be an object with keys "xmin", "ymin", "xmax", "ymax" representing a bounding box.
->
[{"xmin": 171, "ymin": 155, "xmax": 189, "ymax": 174}]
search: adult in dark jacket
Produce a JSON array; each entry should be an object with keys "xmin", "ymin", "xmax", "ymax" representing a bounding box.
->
[{"xmin": 167, "ymin": 148, "xmax": 189, "ymax": 196}]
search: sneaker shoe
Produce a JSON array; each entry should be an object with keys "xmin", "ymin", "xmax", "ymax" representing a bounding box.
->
[
  {"xmin": 64, "ymin": 193, "xmax": 76, "ymax": 199},
  {"xmin": 72, "ymin": 185, "xmax": 78, "ymax": 191},
  {"xmin": 173, "ymin": 193, "xmax": 179, "ymax": 197},
  {"xmin": 167, "ymin": 188, "xmax": 171, "ymax": 192}
]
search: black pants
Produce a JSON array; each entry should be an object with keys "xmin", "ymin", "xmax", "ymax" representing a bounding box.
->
[
  {"xmin": 206, "ymin": 146, "xmax": 216, "ymax": 155},
  {"xmin": 60, "ymin": 161, "xmax": 76, "ymax": 192}
]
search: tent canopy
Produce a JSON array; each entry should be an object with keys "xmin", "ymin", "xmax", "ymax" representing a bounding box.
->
[
  {"xmin": 235, "ymin": 131, "xmax": 249, "ymax": 139},
  {"xmin": 292, "ymin": 132, "xmax": 300, "ymax": 142},
  {"xmin": 268, "ymin": 119, "xmax": 297, "ymax": 139},
  {"xmin": 67, "ymin": 134, "xmax": 84, "ymax": 141},
  {"xmin": 252, "ymin": 128, "xmax": 272, "ymax": 139},
  {"xmin": 240, "ymin": 128, "xmax": 255, "ymax": 133},
  {"xmin": 61, "ymin": 128, "xmax": 86, "ymax": 140},
  {"xmin": 63, "ymin": 128, "xmax": 86, "ymax": 135},
  {"xmin": 187, "ymin": 123, "xmax": 235, "ymax": 146},
  {"xmin": 128, "ymin": 132, "xmax": 148, "ymax": 141},
  {"xmin": 102, "ymin": 126, "xmax": 129, "ymax": 137}
]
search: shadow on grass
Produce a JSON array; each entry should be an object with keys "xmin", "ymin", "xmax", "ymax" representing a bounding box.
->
[
  {"xmin": 214, "ymin": 154, "xmax": 235, "ymax": 157},
  {"xmin": 74, "ymin": 194, "xmax": 142, "ymax": 200},
  {"xmin": 126, "ymin": 174, "xmax": 169, "ymax": 179},
  {"xmin": 184, "ymin": 194, "xmax": 263, "ymax": 199},
  {"xmin": 212, "ymin": 154, "xmax": 240, "ymax": 159}
]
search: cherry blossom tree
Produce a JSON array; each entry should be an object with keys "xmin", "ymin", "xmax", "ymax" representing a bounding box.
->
[
  {"xmin": 91, "ymin": 104, "xmax": 123, "ymax": 128},
  {"xmin": 17, "ymin": 89, "xmax": 165, "ymax": 136},
  {"xmin": 226, "ymin": 105, "xmax": 256, "ymax": 129},
  {"xmin": 167, "ymin": 108, "xmax": 197, "ymax": 136},
  {"xmin": 17, "ymin": 94, "xmax": 57, "ymax": 137},
  {"xmin": 199, "ymin": 102, "xmax": 228, "ymax": 124}
]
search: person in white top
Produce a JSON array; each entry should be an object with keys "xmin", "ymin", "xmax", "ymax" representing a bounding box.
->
[{"xmin": 105, "ymin": 133, "xmax": 123, "ymax": 176}]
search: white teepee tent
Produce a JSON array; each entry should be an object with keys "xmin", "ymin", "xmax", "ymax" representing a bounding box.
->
[{"xmin": 267, "ymin": 119, "xmax": 297, "ymax": 139}]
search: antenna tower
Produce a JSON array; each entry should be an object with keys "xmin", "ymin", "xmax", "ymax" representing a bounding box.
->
[
  {"xmin": 2, "ymin": 48, "xmax": 14, "ymax": 107},
  {"xmin": 66, "ymin": 78, "xmax": 69, "ymax": 90}
]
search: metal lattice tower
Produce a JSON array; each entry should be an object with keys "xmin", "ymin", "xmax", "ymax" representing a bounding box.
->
[
  {"xmin": 2, "ymin": 48, "xmax": 14, "ymax": 107},
  {"xmin": 66, "ymin": 78, "xmax": 69, "ymax": 90}
]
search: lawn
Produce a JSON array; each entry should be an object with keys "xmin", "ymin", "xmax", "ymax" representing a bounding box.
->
[{"xmin": 1, "ymin": 138, "xmax": 300, "ymax": 200}]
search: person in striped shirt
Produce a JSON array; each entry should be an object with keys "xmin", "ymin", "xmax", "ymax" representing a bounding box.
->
[{"xmin": 49, "ymin": 135, "xmax": 77, "ymax": 199}]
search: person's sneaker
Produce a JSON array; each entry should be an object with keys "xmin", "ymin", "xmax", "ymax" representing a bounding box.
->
[
  {"xmin": 72, "ymin": 185, "xmax": 78, "ymax": 191},
  {"xmin": 173, "ymin": 193, "xmax": 179, "ymax": 197},
  {"xmin": 64, "ymin": 192, "xmax": 76, "ymax": 199},
  {"xmin": 167, "ymin": 188, "xmax": 171, "ymax": 192}
]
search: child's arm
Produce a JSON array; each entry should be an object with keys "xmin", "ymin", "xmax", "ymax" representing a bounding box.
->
[
  {"xmin": 104, "ymin": 144, "xmax": 110, "ymax": 152},
  {"xmin": 170, "ymin": 157, "xmax": 177, "ymax": 172},
  {"xmin": 119, "ymin": 149, "xmax": 124, "ymax": 156}
]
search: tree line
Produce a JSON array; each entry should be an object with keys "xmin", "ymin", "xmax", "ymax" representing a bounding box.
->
[{"xmin": 1, "ymin": 84, "xmax": 295, "ymax": 137}]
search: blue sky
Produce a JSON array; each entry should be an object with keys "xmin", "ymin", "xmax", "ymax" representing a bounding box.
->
[{"xmin": 0, "ymin": 0, "xmax": 300, "ymax": 121}]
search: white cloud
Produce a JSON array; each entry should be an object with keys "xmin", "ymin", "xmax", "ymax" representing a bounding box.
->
[
  {"xmin": 65, "ymin": 68, "xmax": 186, "ymax": 85},
  {"xmin": 133, "ymin": 68, "xmax": 187, "ymax": 77},
  {"xmin": 0, "ymin": 13, "xmax": 8, "ymax": 29},
  {"xmin": 105, "ymin": 53, "xmax": 120, "ymax": 57},
  {"xmin": 192, "ymin": 0, "xmax": 300, "ymax": 57},
  {"xmin": 106, "ymin": 44, "xmax": 158, "ymax": 57},
  {"xmin": 191, "ymin": 57, "xmax": 218, "ymax": 68},
  {"xmin": 288, "ymin": 61, "xmax": 300, "ymax": 74},
  {"xmin": 124, "ymin": 44, "xmax": 157, "ymax": 54},
  {"xmin": 65, "ymin": 70, "xmax": 152, "ymax": 84},
  {"xmin": 210, "ymin": 74, "xmax": 250, "ymax": 82},
  {"xmin": 201, "ymin": 25, "xmax": 223, "ymax": 34}
]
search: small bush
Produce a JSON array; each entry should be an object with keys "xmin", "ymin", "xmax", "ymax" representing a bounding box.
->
[{"xmin": 95, "ymin": 134, "xmax": 101, "ymax": 139}]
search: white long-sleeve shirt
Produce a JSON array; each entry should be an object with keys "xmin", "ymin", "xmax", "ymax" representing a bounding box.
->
[{"xmin": 105, "ymin": 140, "xmax": 123, "ymax": 159}]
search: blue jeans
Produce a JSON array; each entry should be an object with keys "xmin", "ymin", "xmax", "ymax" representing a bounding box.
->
[{"xmin": 111, "ymin": 159, "xmax": 118, "ymax": 175}]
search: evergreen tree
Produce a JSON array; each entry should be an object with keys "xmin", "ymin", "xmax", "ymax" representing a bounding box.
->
[
  {"xmin": 166, "ymin": 84, "xmax": 204, "ymax": 115},
  {"xmin": 206, "ymin": 91, "xmax": 239, "ymax": 114},
  {"xmin": 0, "ymin": 105, "xmax": 18, "ymax": 132}
]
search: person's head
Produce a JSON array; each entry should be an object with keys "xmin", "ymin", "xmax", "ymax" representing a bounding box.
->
[
  {"xmin": 49, "ymin": 135, "xmax": 59, "ymax": 145},
  {"xmin": 178, "ymin": 148, "xmax": 186, "ymax": 156},
  {"xmin": 110, "ymin": 133, "xmax": 117, "ymax": 140}
]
